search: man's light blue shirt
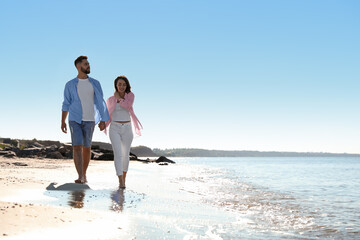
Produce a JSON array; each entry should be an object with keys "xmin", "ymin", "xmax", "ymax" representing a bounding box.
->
[{"xmin": 62, "ymin": 77, "xmax": 110, "ymax": 124}]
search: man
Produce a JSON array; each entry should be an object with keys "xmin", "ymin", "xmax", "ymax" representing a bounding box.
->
[{"xmin": 61, "ymin": 55, "xmax": 110, "ymax": 184}]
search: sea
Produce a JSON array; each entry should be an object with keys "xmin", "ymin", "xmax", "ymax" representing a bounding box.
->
[
  {"xmin": 39, "ymin": 157, "xmax": 360, "ymax": 239},
  {"xmin": 172, "ymin": 157, "xmax": 360, "ymax": 239}
]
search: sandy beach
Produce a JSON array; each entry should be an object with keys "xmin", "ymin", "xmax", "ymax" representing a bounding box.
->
[
  {"xmin": 0, "ymin": 156, "xmax": 135, "ymax": 239},
  {"xmin": 0, "ymin": 156, "xmax": 225, "ymax": 240}
]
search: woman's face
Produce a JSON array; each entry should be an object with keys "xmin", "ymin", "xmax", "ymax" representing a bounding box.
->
[{"xmin": 116, "ymin": 79, "xmax": 127, "ymax": 93}]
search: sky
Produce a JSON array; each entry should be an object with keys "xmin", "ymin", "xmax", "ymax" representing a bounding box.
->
[{"xmin": 0, "ymin": 0, "xmax": 359, "ymax": 154}]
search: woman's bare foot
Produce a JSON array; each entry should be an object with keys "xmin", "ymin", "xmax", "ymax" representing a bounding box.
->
[
  {"xmin": 122, "ymin": 171, "xmax": 127, "ymax": 187},
  {"xmin": 118, "ymin": 175, "xmax": 126, "ymax": 188}
]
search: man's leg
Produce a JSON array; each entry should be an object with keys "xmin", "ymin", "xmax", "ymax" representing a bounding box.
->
[
  {"xmin": 69, "ymin": 121, "xmax": 85, "ymax": 183},
  {"xmin": 82, "ymin": 121, "xmax": 95, "ymax": 183},
  {"xmin": 73, "ymin": 145, "xmax": 83, "ymax": 183},
  {"xmin": 82, "ymin": 146, "xmax": 91, "ymax": 182}
]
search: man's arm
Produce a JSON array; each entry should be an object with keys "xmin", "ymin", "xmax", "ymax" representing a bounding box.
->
[
  {"xmin": 95, "ymin": 80, "xmax": 110, "ymax": 122},
  {"xmin": 61, "ymin": 111, "xmax": 69, "ymax": 133}
]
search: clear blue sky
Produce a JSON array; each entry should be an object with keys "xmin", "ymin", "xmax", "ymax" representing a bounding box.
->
[{"xmin": 0, "ymin": 0, "xmax": 359, "ymax": 153}]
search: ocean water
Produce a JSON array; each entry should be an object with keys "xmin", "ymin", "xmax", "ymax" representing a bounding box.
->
[
  {"xmin": 37, "ymin": 157, "xmax": 360, "ymax": 239},
  {"xmin": 173, "ymin": 157, "xmax": 360, "ymax": 239}
]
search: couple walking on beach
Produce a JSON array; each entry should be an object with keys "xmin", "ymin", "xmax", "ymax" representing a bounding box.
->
[{"xmin": 61, "ymin": 55, "xmax": 142, "ymax": 188}]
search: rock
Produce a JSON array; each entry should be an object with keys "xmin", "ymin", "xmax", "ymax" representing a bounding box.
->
[
  {"xmin": 46, "ymin": 151, "xmax": 64, "ymax": 159},
  {"xmin": 12, "ymin": 162, "xmax": 28, "ymax": 166},
  {"xmin": 2, "ymin": 138, "xmax": 11, "ymax": 144},
  {"xmin": 92, "ymin": 152, "xmax": 114, "ymax": 160},
  {"xmin": 130, "ymin": 152, "xmax": 138, "ymax": 160},
  {"xmin": 32, "ymin": 142, "xmax": 44, "ymax": 148},
  {"xmin": 58, "ymin": 144, "xmax": 73, "ymax": 158},
  {"xmin": 4, "ymin": 151, "xmax": 16, "ymax": 158},
  {"xmin": 91, "ymin": 142, "xmax": 112, "ymax": 151},
  {"xmin": 46, "ymin": 145, "xmax": 59, "ymax": 152},
  {"xmin": 62, "ymin": 143, "xmax": 73, "ymax": 150},
  {"xmin": 0, "ymin": 150, "xmax": 17, "ymax": 158},
  {"xmin": 0, "ymin": 151, "xmax": 11, "ymax": 156},
  {"xmin": 91, "ymin": 145, "xmax": 100, "ymax": 150},
  {"xmin": 17, "ymin": 147, "xmax": 44, "ymax": 158},
  {"xmin": 155, "ymin": 156, "xmax": 175, "ymax": 164},
  {"xmin": 91, "ymin": 151, "xmax": 101, "ymax": 159},
  {"xmin": 58, "ymin": 146, "xmax": 67, "ymax": 154},
  {"xmin": 158, "ymin": 162, "xmax": 168, "ymax": 166}
]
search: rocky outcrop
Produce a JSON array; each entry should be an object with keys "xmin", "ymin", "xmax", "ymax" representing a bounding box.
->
[
  {"xmin": 0, "ymin": 138, "xmax": 175, "ymax": 164},
  {"xmin": 155, "ymin": 156, "xmax": 175, "ymax": 164},
  {"xmin": 16, "ymin": 147, "xmax": 44, "ymax": 158}
]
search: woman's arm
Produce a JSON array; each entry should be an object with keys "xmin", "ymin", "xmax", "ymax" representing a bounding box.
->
[
  {"xmin": 104, "ymin": 96, "xmax": 116, "ymax": 134},
  {"xmin": 119, "ymin": 92, "xmax": 135, "ymax": 110}
]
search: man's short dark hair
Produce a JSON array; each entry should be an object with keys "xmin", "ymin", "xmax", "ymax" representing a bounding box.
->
[{"xmin": 74, "ymin": 55, "xmax": 88, "ymax": 66}]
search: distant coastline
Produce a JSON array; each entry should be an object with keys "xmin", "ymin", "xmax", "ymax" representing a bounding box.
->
[
  {"xmin": 152, "ymin": 148, "xmax": 360, "ymax": 158},
  {"xmin": 1, "ymin": 138, "xmax": 358, "ymax": 158}
]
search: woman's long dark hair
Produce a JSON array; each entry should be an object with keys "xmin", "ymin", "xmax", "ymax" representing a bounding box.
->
[{"xmin": 114, "ymin": 75, "xmax": 131, "ymax": 93}]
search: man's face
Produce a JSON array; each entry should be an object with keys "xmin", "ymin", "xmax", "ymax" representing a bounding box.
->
[{"xmin": 79, "ymin": 59, "xmax": 90, "ymax": 74}]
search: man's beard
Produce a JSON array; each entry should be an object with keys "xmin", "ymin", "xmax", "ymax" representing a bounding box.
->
[{"xmin": 81, "ymin": 67, "xmax": 90, "ymax": 74}]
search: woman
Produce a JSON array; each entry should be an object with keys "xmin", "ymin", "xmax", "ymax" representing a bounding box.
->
[{"xmin": 104, "ymin": 75, "xmax": 142, "ymax": 188}]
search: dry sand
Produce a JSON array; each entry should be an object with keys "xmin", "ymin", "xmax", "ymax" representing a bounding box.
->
[{"xmin": 0, "ymin": 156, "xmax": 130, "ymax": 239}]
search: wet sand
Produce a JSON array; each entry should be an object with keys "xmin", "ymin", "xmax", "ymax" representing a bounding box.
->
[{"xmin": 0, "ymin": 157, "xmax": 133, "ymax": 239}]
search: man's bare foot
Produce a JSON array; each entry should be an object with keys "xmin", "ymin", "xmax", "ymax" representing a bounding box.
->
[
  {"xmin": 75, "ymin": 177, "xmax": 86, "ymax": 184},
  {"xmin": 75, "ymin": 179, "xmax": 83, "ymax": 184}
]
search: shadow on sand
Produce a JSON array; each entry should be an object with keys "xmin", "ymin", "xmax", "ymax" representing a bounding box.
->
[{"xmin": 46, "ymin": 182, "xmax": 91, "ymax": 191}]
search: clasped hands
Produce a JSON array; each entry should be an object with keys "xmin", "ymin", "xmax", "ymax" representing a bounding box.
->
[{"xmin": 98, "ymin": 121, "xmax": 106, "ymax": 131}]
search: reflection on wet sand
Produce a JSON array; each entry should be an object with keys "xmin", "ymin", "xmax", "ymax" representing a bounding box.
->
[
  {"xmin": 110, "ymin": 188, "xmax": 125, "ymax": 212},
  {"xmin": 43, "ymin": 183, "xmax": 145, "ymax": 212},
  {"xmin": 45, "ymin": 182, "xmax": 90, "ymax": 209},
  {"xmin": 68, "ymin": 190, "xmax": 86, "ymax": 208}
]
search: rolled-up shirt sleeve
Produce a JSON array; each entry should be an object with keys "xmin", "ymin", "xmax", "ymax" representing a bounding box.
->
[{"xmin": 62, "ymin": 83, "xmax": 71, "ymax": 111}]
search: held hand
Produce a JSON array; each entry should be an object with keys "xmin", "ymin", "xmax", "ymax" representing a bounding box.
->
[
  {"xmin": 98, "ymin": 121, "xmax": 106, "ymax": 131},
  {"xmin": 114, "ymin": 91, "xmax": 120, "ymax": 99},
  {"xmin": 61, "ymin": 122, "xmax": 67, "ymax": 133}
]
